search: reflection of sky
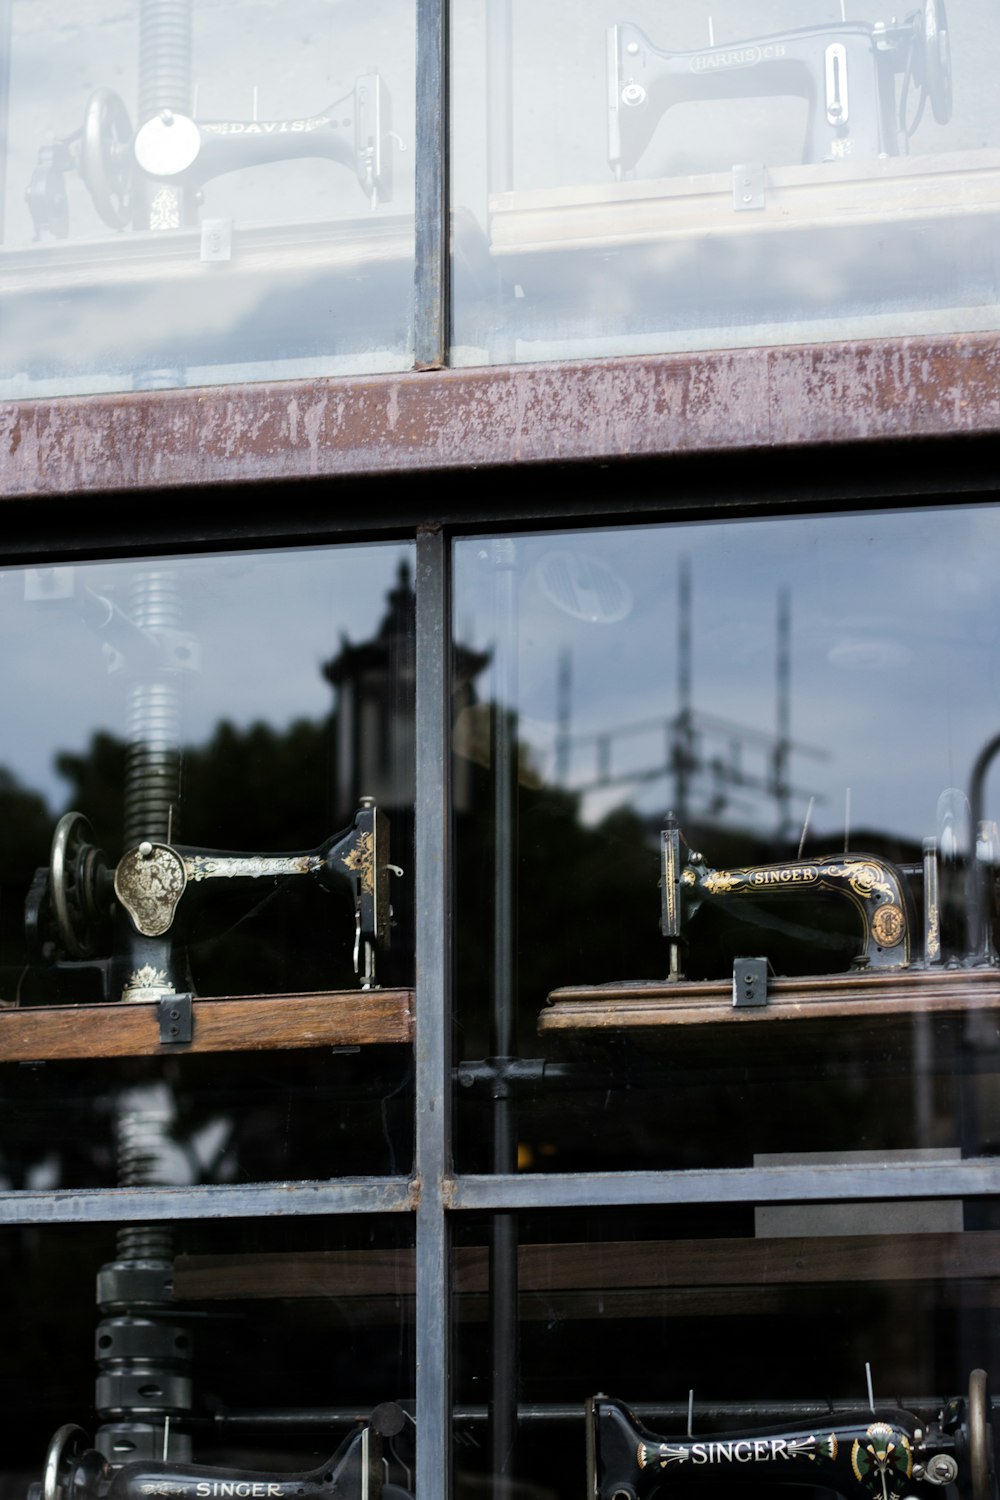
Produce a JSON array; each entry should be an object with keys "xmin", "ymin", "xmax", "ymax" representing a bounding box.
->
[
  {"xmin": 455, "ymin": 505, "xmax": 1000, "ymax": 847},
  {"xmin": 0, "ymin": 542, "xmax": 412, "ymax": 812}
]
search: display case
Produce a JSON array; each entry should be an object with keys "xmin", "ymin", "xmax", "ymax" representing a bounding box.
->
[
  {"xmin": 0, "ymin": 0, "xmax": 416, "ymax": 399},
  {"xmin": 451, "ymin": 0, "xmax": 1000, "ymax": 363}
]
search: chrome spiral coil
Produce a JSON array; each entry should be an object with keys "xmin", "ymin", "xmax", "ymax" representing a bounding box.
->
[
  {"xmin": 115, "ymin": 1088, "xmax": 176, "ymax": 1262},
  {"xmin": 138, "ymin": 0, "xmax": 193, "ymax": 125},
  {"xmin": 122, "ymin": 569, "xmax": 182, "ymax": 849}
]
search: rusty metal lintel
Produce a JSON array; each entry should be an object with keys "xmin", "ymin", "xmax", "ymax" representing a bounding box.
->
[{"xmin": 1, "ymin": 335, "xmax": 1000, "ymax": 502}]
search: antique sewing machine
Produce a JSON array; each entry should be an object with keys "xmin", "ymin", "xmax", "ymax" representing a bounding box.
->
[
  {"xmin": 21, "ymin": 566, "xmax": 396, "ymax": 1003},
  {"xmin": 660, "ymin": 805, "xmax": 1000, "ymax": 981},
  {"xmin": 26, "ymin": 72, "xmax": 394, "ymax": 240},
  {"xmin": 608, "ymin": 0, "xmax": 951, "ymax": 179},
  {"xmin": 24, "ymin": 798, "xmax": 394, "ymax": 1000},
  {"xmin": 588, "ymin": 1370, "xmax": 996, "ymax": 1500},
  {"xmin": 661, "ymin": 814, "xmax": 919, "ymax": 977},
  {"xmin": 30, "ymin": 1417, "xmax": 403, "ymax": 1500}
]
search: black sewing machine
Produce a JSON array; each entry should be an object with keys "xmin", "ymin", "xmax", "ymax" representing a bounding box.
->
[
  {"xmin": 30, "ymin": 1417, "xmax": 406, "ymax": 1500},
  {"xmin": 660, "ymin": 801, "xmax": 1000, "ymax": 980},
  {"xmin": 24, "ymin": 798, "xmax": 394, "ymax": 1000},
  {"xmin": 608, "ymin": 0, "xmax": 951, "ymax": 180},
  {"xmin": 589, "ymin": 1371, "xmax": 996, "ymax": 1500},
  {"xmin": 27, "ymin": 72, "xmax": 393, "ymax": 239}
]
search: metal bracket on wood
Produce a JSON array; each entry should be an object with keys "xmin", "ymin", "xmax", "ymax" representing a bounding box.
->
[
  {"xmin": 158, "ymin": 993, "xmax": 194, "ymax": 1044},
  {"xmin": 733, "ymin": 162, "xmax": 765, "ymax": 211},
  {"xmin": 733, "ymin": 958, "xmax": 768, "ymax": 1008}
]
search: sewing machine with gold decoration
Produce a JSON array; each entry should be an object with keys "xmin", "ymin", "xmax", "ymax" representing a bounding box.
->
[{"xmin": 589, "ymin": 1371, "xmax": 996, "ymax": 1500}]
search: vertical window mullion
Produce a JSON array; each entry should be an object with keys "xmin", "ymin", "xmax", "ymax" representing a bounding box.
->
[
  {"xmin": 414, "ymin": 0, "xmax": 449, "ymax": 368},
  {"xmin": 414, "ymin": 524, "xmax": 453, "ymax": 1496}
]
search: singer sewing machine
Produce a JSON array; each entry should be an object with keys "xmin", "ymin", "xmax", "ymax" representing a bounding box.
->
[
  {"xmin": 541, "ymin": 798, "xmax": 1000, "ymax": 1035},
  {"xmin": 660, "ymin": 815, "xmax": 922, "ymax": 978},
  {"xmin": 608, "ymin": 0, "xmax": 952, "ymax": 179},
  {"xmin": 24, "ymin": 798, "xmax": 394, "ymax": 1002},
  {"xmin": 588, "ymin": 1371, "xmax": 996, "ymax": 1500},
  {"xmin": 660, "ymin": 800, "xmax": 1000, "ymax": 981},
  {"xmin": 26, "ymin": 73, "xmax": 394, "ymax": 240},
  {"xmin": 31, "ymin": 1418, "xmax": 401, "ymax": 1500}
]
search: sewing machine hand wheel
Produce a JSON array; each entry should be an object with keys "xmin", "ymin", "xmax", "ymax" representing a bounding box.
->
[
  {"xmin": 80, "ymin": 87, "xmax": 134, "ymax": 229},
  {"xmin": 921, "ymin": 0, "xmax": 952, "ymax": 124},
  {"xmin": 49, "ymin": 812, "xmax": 111, "ymax": 959},
  {"xmin": 969, "ymin": 1368, "xmax": 995, "ymax": 1500},
  {"xmin": 42, "ymin": 1425, "xmax": 89, "ymax": 1500}
]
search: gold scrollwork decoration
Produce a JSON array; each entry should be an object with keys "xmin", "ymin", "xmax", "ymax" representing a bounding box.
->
[
  {"xmin": 824, "ymin": 861, "xmax": 895, "ymax": 901},
  {"xmin": 342, "ymin": 830, "xmax": 376, "ymax": 895}
]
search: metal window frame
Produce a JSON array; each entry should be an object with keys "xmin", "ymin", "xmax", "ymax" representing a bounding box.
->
[
  {"xmin": 1, "ymin": 479, "xmax": 999, "ymax": 1500},
  {"xmin": 1, "ymin": 2, "xmax": 1000, "ymax": 1496}
]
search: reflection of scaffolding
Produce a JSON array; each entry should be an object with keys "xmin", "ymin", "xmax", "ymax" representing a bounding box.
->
[{"xmin": 553, "ymin": 559, "xmax": 827, "ymax": 837}]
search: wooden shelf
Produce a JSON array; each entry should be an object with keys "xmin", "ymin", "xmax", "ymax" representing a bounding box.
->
[
  {"xmin": 542, "ymin": 968, "xmax": 1000, "ymax": 1033},
  {"xmin": 0, "ymin": 988, "xmax": 414, "ymax": 1062},
  {"xmin": 489, "ymin": 149, "xmax": 1000, "ymax": 257},
  {"xmin": 174, "ymin": 1231, "xmax": 1000, "ymax": 1323}
]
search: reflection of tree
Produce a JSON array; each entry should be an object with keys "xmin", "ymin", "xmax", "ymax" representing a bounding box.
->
[{"xmin": 0, "ymin": 767, "xmax": 58, "ymax": 992}]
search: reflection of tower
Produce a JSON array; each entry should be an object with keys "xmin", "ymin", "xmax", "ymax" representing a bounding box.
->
[
  {"xmin": 322, "ymin": 558, "xmax": 488, "ymax": 825},
  {"xmin": 324, "ymin": 559, "xmax": 416, "ymax": 823}
]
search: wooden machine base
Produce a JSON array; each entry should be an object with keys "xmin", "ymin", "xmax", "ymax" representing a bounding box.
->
[{"xmin": 542, "ymin": 969, "xmax": 1000, "ymax": 1033}]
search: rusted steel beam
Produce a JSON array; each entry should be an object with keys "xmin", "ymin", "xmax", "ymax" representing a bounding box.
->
[{"xmin": 2, "ymin": 334, "xmax": 999, "ymax": 499}]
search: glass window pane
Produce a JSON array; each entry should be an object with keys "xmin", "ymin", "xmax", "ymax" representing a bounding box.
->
[
  {"xmin": 453, "ymin": 1205, "xmax": 999, "ymax": 1497},
  {"xmin": 453, "ymin": 507, "xmax": 1000, "ymax": 1173},
  {"xmin": 3, "ymin": 1219, "xmax": 415, "ymax": 1497},
  {"xmin": 0, "ymin": 543, "xmax": 414, "ymax": 1186},
  {"xmin": 451, "ymin": 0, "xmax": 1000, "ymax": 364},
  {"xmin": 1, "ymin": 1, "xmax": 415, "ymax": 398}
]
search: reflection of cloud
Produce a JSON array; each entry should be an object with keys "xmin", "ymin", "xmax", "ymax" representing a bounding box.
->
[
  {"xmin": 0, "ymin": 545, "xmax": 412, "ymax": 810},
  {"xmin": 1, "ymin": 229, "xmax": 413, "ymax": 382},
  {"xmin": 827, "ymin": 639, "xmax": 913, "ymax": 671}
]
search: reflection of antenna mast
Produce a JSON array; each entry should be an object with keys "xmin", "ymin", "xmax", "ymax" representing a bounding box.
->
[
  {"xmin": 555, "ymin": 645, "xmax": 572, "ymax": 782},
  {"xmin": 773, "ymin": 587, "xmax": 791, "ymax": 839},
  {"xmin": 555, "ymin": 558, "xmax": 826, "ymax": 838},
  {"xmin": 674, "ymin": 556, "xmax": 694, "ymax": 819}
]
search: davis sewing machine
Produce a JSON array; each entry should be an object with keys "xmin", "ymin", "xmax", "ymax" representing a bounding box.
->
[
  {"xmin": 588, "ymin": 1371, "xmax": 997, "ymax": 1500},
  {"xmin": 26, "ymin": 72, "xmax": 394, "ymax": 242}
]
